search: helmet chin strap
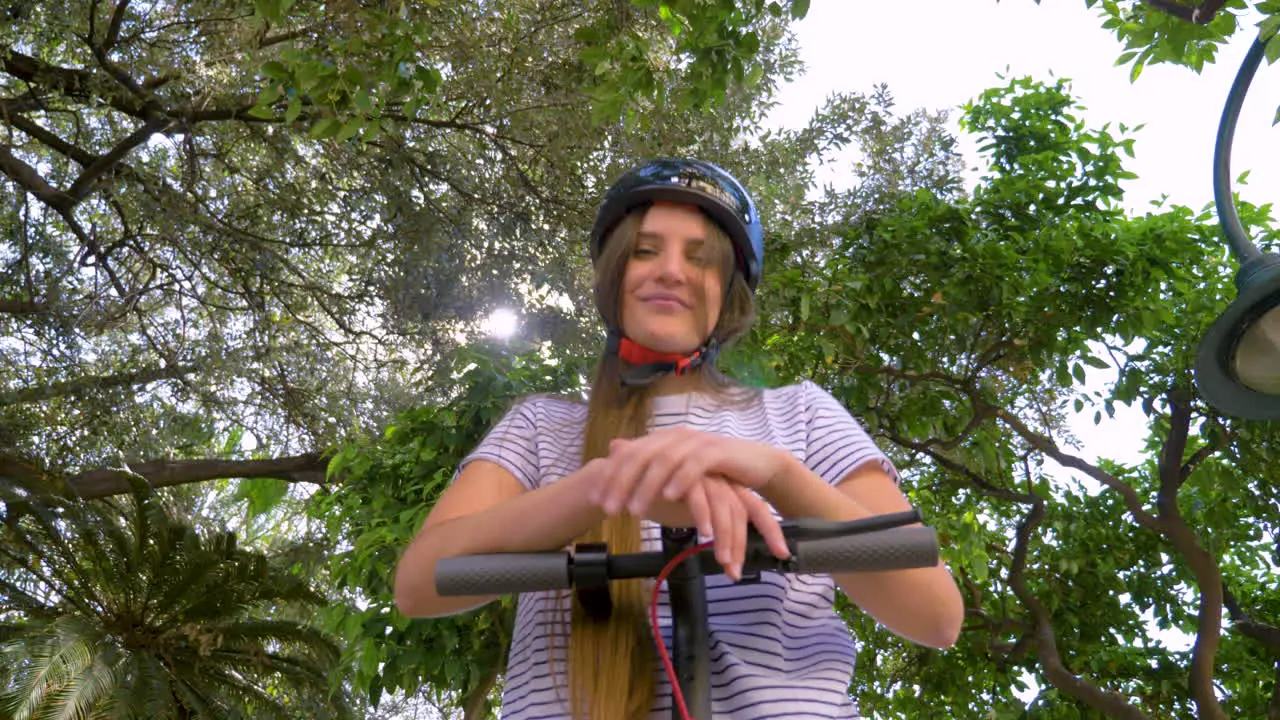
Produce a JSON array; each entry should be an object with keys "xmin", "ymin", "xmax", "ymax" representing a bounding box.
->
[{"xmin": 606, "ymin": 329, "xmax": 720, "ymax": 387}]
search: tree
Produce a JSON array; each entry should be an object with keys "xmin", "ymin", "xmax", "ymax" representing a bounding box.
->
[
  {"xmin": 0, "ymin": 0, "xmax": 804, "ymax": 485},
  {"xmin": 1046, "ymin": 1, "xmax": 1280, "ymax": 82},
  {"xmin": 2, "ymin": 2, "xmax": 812, "ymax": 717},
  {"xmin": 0, "ymin": 475, "xmax": 350, "ymax": 719},
  {"xmin": 768, "ymin": 76, "xmax": 1280, "ymax": 719}
]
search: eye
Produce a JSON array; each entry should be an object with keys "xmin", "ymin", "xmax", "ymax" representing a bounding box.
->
[{"xmin": 633, "ymin": 246, "xmax": 658, "ymax": 257}]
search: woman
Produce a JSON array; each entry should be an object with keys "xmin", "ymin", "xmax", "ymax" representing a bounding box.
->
[{"xmin": 394, "ymin": 159, "xmax": 964, "ymax": 720}]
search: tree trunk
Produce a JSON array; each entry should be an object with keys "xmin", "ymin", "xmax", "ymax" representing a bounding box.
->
[
  {"xmin": 1269, "ymin": 661, "xmax": 1280, "ymax": 720},
  {"xmin": 462, "ymin": 667, "xmax": 500, "ymax": 720}
]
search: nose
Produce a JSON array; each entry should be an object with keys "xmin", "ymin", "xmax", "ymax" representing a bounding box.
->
[{"xmin": 654, "ymin": 247, "xmax": 691, "ymax": 284}]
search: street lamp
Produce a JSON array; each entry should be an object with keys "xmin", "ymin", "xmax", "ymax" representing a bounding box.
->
[{"xmin": 1195, "ymin": 31, "xmax": 1280, "ymax": 420}]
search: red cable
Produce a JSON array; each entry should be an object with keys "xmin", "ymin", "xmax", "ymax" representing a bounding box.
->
[{"xmin": 649, "ymin": 540, "xmax": 715, "ymax": 720}]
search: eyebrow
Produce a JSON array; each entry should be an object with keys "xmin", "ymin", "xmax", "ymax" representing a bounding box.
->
[{"xmin": 636, "ymin": 231, "xmax": 708, "ymax": 246}]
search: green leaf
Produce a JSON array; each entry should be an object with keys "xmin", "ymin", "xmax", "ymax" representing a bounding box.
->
[
  {"xmin": 790, "ymin": 0, "xmax": 811, "ymax": 20},
  {"xmin": 285, "ymin": 97, "xmax": 303, "ymax": 124},
  {"xmin": 336, "ymin": 116, "xmax": 364, "ymax": 142},
  {"xmin": 1266, "ymin": 34, "xmax": 1280, "ymax": 64},
  {"xmin": 261, "ymin": 61, "xmax": 289, "ymax": 80},
  {"xmin": 1129, "ymin": 58, "xmax": 1145, "ymax": 83},
  {"xmin": 245, "ymin": 104, "xmax": 275, "ymax": 119},
  {"xmin": 221, "ymin": 426, "xmax": 246, "ymax": 455},
  {"xmin": 257, "ymin": 84, "xmax": 282, "ymax": 106},
  {"xmin": 254, "ymin": 0, "xmax": 283, "ymax": 23},
  {"xmin": 1083, "ymin": 355, "xmax": 1110, "ymax": 370},
  {"xmin": 309, "ymin": 117, "xmax": 341, "ymax": 139},
  {"xmin": 1114, "ymin": 50, "xmax": 1140, "ymax": 66},
  {"xmin": 237, "ymin": 477, "xmax": 290, "ymax": 518},
  {"xmin": 295, "ymin": 62, "xmax": 320, "ymax": 92}
]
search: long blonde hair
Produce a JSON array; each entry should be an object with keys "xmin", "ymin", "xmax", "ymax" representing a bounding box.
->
[{"xmin": 558, "ymin": 206, "xmax": 757, "ymax": 720}]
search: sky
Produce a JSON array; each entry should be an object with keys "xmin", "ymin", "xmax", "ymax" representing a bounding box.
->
[
  {"xmin": 764, "ymin": 0, "xmax": 1279, "ymax": 468},
  {"xmin": 767, "ymin": 0, "xmax": 1280, "ymax": 216}
]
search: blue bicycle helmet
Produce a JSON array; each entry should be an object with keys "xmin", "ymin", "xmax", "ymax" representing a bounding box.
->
[{"xmin": 589, "ymin": 159, "xmax": 764, "ymax": 291}]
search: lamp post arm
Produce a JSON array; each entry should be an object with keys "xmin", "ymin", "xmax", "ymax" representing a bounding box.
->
[{"xmin": 1213, "ymin": 32, "xmax": 1268, "ymax": 266}]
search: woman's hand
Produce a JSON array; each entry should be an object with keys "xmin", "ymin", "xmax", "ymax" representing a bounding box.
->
[
  {"xmin": 584, "ymin": 429, "xmax": 793, "ymax": 579},
  {"xmin": 596, "ymin": 427, "xmax": 794, "ymax": 516}
]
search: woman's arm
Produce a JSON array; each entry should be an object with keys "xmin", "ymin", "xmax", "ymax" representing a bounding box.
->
[
  {"xmin": 760, "ymin": 455, "xmax": 965, "ymax": 650},
  {"xmin": 394, "ymin": 459, "xmax": 606, "ymax": 618}
]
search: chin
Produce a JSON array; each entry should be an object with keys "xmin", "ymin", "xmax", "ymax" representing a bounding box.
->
[{"xmin": 631, "ymin": 330, "xmax": 702, "ymax": 354}]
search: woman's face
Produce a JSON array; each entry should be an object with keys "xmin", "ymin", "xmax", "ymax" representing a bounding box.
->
[{"xmin": 619, "ymin": 204, "xmax": 725, "ymax": 354}]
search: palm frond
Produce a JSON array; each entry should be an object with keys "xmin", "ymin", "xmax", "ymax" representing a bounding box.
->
[
  {"xmin": 197, "ymin": 666, "xmax": 295, "ymax": 720},
  {"xmin": 74, "ymin": 499, "xmax": 143, "ymax": 614},
  {"xmin": 169, "ymin": 674, "xmax": 219, "ymax": 719},
  {"xmin": 45, "ymin": 650, "xmax": 121, "ymax": 720},
  {"xmin": 111, "ymin": 652, "xmax": 177, "ymax": 720},
  {"xmin": 4, "ymin": 482, "xmax": 349, "ymax": 720},
  {"xmin": 5, "ymin": 502, "xmax": 105, "ymax": 620},
  {"xmin": 209, "ymin": 620, "xmax": 341, "ymax": 661},
  {"xmin": 0, "ymin": 577, "xmax": 60, "ymax": 620},
  {"xmin": 9, "ymin": 630, "xmax": 94, "ymax": 720}
]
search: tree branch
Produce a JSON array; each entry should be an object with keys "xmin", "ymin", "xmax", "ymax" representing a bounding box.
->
[
  {"xmin": 66, "ymin": 114, "xmax": 169, "ymax": 201},
  {"xmin": 995, "ymin": 407, "xmax": 1162, "ymax": 530},
  {"xmin": 0, "ymin": 363, "xmax": 197, "ymax": 407},
  {"xmin": 1223, "ymin": 585, "xmax": 1280, "ymax": 653},
  {"xmin": 0, "ymin": 49, "xmax": 95, "ymax": 97},
  {"xmin": 65, "ymin": 454, "xmax": 327, "ymax": 499},
  {"xmin": 1007, "ymin": 501, "xmax": 1154, "ymax": 720},
  {"xmin": 103, "ymin": 0, "xmax": 131, "ymax": 52},
  {"xmin": 7, "ymin": 112, "xmax": 99, "ymax": 166},
  {"xmin": 1157, "ymin": 389, "xmax": 1194, "ymax": 505},
  {"xmin": 887, "ymin": 430, "xmax": 1036, "ymax": 505},
  {"xmin": 462, "ymin": 664, "xmax": 500, "ymax": 720},
  {"xmin": 1, "ymin": 47, "xmax": 152, "ymax": 120},
  {"xmin": 1156, "ymin": 391, "xmax": 1226, "ymax": 720},
  {"xmin": 1270, "ymin": 662, "xmax": 1280, "ymax": 720},
  {"xmin": 0, "ymin": 145, "xmax": 75, "ymax": 213},
  {"xmin": 1145, "ymin": 0, "xmax": 1227, "ymax": 24},
  {"xmin": 0, "ymin": 95, "xmax": 44, "ymax": 115},
  {"xmin": 0, "ymin": 298, "xmax": 46, "ymax": 315},
  {"xmin": 1180, "ymin": 417, "xmax": 1229, "ymax": 480}
]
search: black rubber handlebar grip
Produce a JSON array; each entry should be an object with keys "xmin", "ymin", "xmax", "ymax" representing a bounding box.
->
[
  {"xmin": 435, "ymin": 553, "xmax": 571, "ymax": 596},
  {"xmin": 794, "ymin": 526, "xmax": 939, "ymax": 574}
]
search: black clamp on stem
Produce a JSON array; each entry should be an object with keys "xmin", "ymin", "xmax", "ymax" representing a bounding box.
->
[{"xmin": 573, "ymin": 543, "xmax": 613, "ymax": 620}]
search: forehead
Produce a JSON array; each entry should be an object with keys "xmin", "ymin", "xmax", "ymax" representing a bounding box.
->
[{"xmin": 637, "ymin": 204, "xmax": 710, "ymax": 240}]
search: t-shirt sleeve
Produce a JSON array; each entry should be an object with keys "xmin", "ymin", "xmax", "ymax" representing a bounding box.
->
[
  {"xmin": 802, "ymin": 380, "xmax": 900, "ymax": 486},
  {"xmin": 454, "ymin": 399, "xmax": 543, "ymax": 491}
]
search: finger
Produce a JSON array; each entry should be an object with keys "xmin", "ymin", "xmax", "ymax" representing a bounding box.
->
[
  {"xmin": 584, "ymin": 458, "xmax": 605, "ymax": 505},
  {"xmin": 662, "ymin": 436, "xmax": 720, "ymax": 502},
  {"xmin": 729, "ymin": 484, "xmax": 747, "ymax": 581},
  {"xmin": 707, "ymin": 480, "xmax": 739, "ymax": 580},
  {"xmin": 626, "ymin": 443, "xmax": 680, "ymax": 517},
  {"xmin": 685, "ymin": 482, "xmax": 713, "ymax": 538},
  {"xmin": 599, "ymin": 439, "xmax": 649, "ymax": 515},
  {"xmin": 738, "ymin": 487, "xmax": 790, "ymax": 560},
  {"xmin": 630, "ymin": 430, "xmax": 712, "ymax": 511}
]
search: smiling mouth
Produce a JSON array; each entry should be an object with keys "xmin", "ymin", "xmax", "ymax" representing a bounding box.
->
[{"xmin": 642, "ymin": 297, "xmax": 690, "ymax": 309}]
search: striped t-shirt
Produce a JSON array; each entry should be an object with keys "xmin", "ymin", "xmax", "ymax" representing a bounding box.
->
[{"xmin": 458, "ymin": 380, "xmax": 898, "ymax": 720}]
